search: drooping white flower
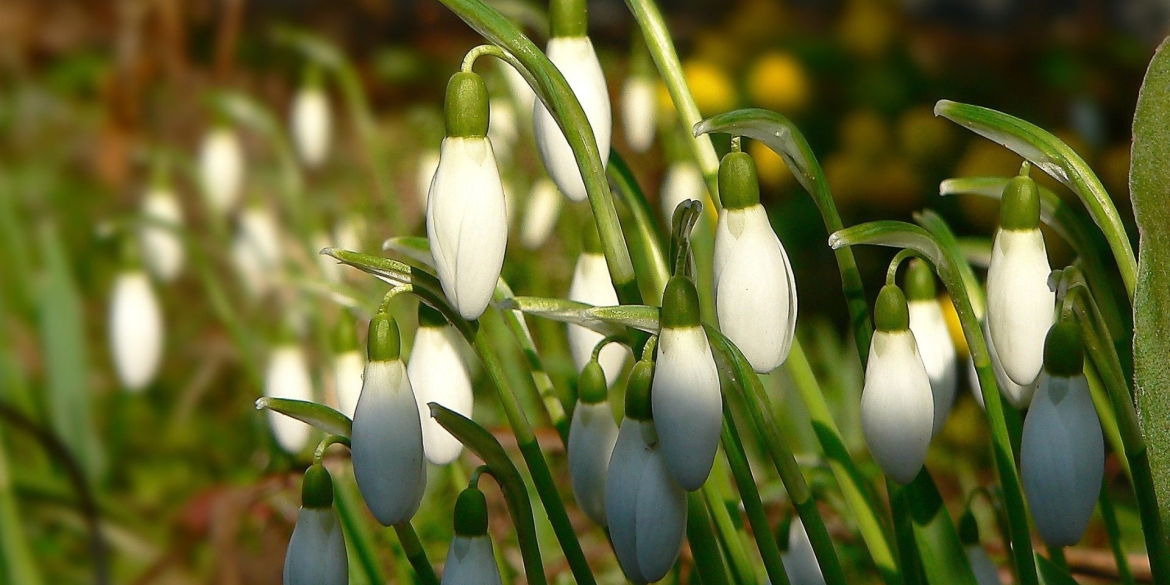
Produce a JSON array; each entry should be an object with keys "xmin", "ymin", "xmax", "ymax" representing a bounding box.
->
[
  {"xmin": 904, "ymin": 259, "xmax": 957, "ymax": 435},
  {"xmin": 109, "ymin": 270, "xmax": 164, "ymax": 392},
  {"xmin": 351, "ymin": 314, "xmax": 426, "ymax": 525},
  {"xmin": 567, "ymin": 250, "xmax": 630, "ymax": 385},
  {"xmin": 861, "ymin": 285, "xmax": 935, "ymax": 485},
  {"xmin": 652, "ymin": 276, "xmax": 722, "ymax": 491},
  {"xmin": 621, "ymin": 75, "xmax": 657, "ymax": 153},
  {"xmin": 264, "ymin": 344, "xmax": 315, "ymax": 453},
  {"xmin": 441, "ymin": 487, "xmax": 503, "ymax": 585},
  {"xmin": 427, "ymin": 72, "xmax": 507, "ymax": 321},
  {"xmin": 968, "ymin": 319, "xmax": 1038, "ymax": 410},
  {"xmin": 416, "ymin": 149, "xmax": 441, "ymax": 210},
  {"xmin": 139, "ymin": 186, "xmax": 185, "ymax": 282},
  {"xmin": 659, "ymin": 161, "xmax": 706, "ymax": 226},
  {"xmin": 519, "ymin": 177, "xmax": 563, "ymax": 250},
  {"xmin": 966, "ymin": 545, "xmax": 1003, "ymax": 585},
  {"xmin": 409, "ymin": 305, "xmax": 473, "ymax": 465},
  {"xmin": 1020, "ymin": 322, "xmax": 1103, "ymax": 547},
  {"xmin": 332, "ymin": 349, "xmax": 363, "ymax": 419},
  {"xmin": 232, "ymin": 205, "xmax": 283, "ymax": 298},
  {"xmin": 713, "ymin": 152, "xmax": 797, "ymax": 373},
  {"xmin": 284, "ymin": 465, "xmax": 347, "ymax": 585},
  {"xmin": 533, "ymin": 36, "xmax": 612, "ymax": 202},
  {"xmin": 290, "ymin": 85, "xmax": 332, "ymax": 168},
  {"xmin": 781, "ymin": 518, "xmax": 825, "ymax": 585},
  {"xmin": 568, "ymin": 360, "xmax": 619, "ymax": 525},
  {"xmin": 198, "ymin": 126, "xmax": 244, "ymax": 215}
]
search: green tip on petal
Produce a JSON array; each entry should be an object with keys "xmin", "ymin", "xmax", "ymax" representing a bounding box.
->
[
  {"xmin": 581, "ymin": 217, "xmax": 603, "ymax": 255},
  {"xmin": 332, "ymin": 315, "xmax": 358, "ymax": 354},
  {"xmin": 453, "ymin": 486, "xmax": 489, "ymax": 536},
  {"xmin": 445, "ymin": 72, "xmax": 490, "ymax": 138},
  {"xmin": 1043, "ymin": 320, "xmax": 1084, "ymax": 377},
  {"xmin": 579, "ymin": 360, "xmax": 609, "ymax": 404},
  {"xmin": 904, "ymin": 258, "xmax": 937, "ymax": 302},
  {"xmin": 958, "ymin": 510, "xmax": 980, "ymax": 546},
  {"xmin": 625, "ymin": 359, "xmax": 655, "ymax": 421},
  {"xmin": 301, "ymin": 463, "xmax": 334, "ymax": 509},
  {"xmin": 999, "ymin": 164, "xmax": 1040, "ymax": 231},
  {"xmin": 417, "ymin": 303, "xmax": 448, "ymax": 329},
  {"xmin": 367, "ymin": 312, "xmax": 401, "ymax": 362},
  {"xmin": 718, "ymin": 151, "xmax": 761, "ymax": 210},
  {"xmin": 661, "ymin": 275, "xmax": 701, "ymax": 329},
  {"xmin": 549, "ymin": 0, "xmax": 588, "ymax": 38},
  {"xmin": 874, "ymin": 284, "xmax": 910, "ymax": 332}
]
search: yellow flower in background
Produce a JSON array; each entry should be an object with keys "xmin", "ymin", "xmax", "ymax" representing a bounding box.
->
[
  {"xmin": 683, "ymin": 59, "xmax": 737, "ymax": 116},
  {"xmin": 838, "ymin": 0, "xmax": 896, "ymax": 59},
  {"xmin": 897, "ymin": 105, "xmax": 957, "ymax": 166},
  {"xmin": 940, "ymin": 293, "xmax": 969, "ymax": 359},
  {"xmin": 746, "ymin": 52, "xmax": 810, "ymax": 113}
]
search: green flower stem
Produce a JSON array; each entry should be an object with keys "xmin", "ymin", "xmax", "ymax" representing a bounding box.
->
[
  {"xmin": 720, "ymin": 401, "xmax": 792, "ymax": 585},
  {"xmin": 393, "ymin": 522, "xmax": 440, "ymax": 585},
  {"xmin": 1097, "ymin": 478, "xmax": 1137, "ymax": 585},
  {"xmin": 829, "ymin": 219, "xmax": 1039, "ymax": 585},
  {"xmin": 888, "ymin": 480, "xmax": 925, "ymax": 585},
  {"xmin": 686, "ymin": 491, "xmax": 732, "ymax": 585},
  {"xmin": 495, "ymin": 282, "xmax": 570, "ymax": 445},
  {"xmin": 608, "ymin": 150, "xmax": 671, "ymax": 304},
  {"xmin": 334, "ymin": 471, "xmax": 387, "ymax": 585},
  {"xmin": 701, "ymin": 480, "xmax": 756, "ymax": 585},
  {"xmin": 1086, "ymin": 364, "xmax": 1131, "ymax": 482}
]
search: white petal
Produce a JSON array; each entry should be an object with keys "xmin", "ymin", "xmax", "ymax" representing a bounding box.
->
[
  {"xmin": 621, "ymin": 76, "xmax": 657, "ymax": 153},
  {"xmin": 139, "ymin": 188, "xmax": 185, "ymax": 282},
  {"xmin": 409, "ymin": 327, "xmax": 473, "ymax": 465},
  {"xmin": 981, "ymin": 318, "xmax": 1037, "ymax": 409},
  {"xmin": 239, "ymin": 207, "xmax": 283, "ymax": 271},
  {"xmin": 441, "ymin": 535, "xmax": 503, "ymax": 585},
  {"xmin": 109, "ymin": 271, "xmax": 164, "ymax": 391},
  {"xmin": 291, "ymin": 88, "xmax": 331, "ymax": 168},
  {"xmin": 908, "ymin": 299, "xmax": 958, "ymax": 436},
  {"xmin": 416, "ymin": 150, "xmax": 441, "ymax": 210},
  {"xmin": 351, "ymin": 360, "xmax": 427, "ymax": 525},
  {"xmin": 659, "ymin": 162, "xmax": 705, "ymax": 226},
  {"xmin": 284, "ymin": 507, "xmax": 348, "ymax": 585},
  {"xmin": 714, "ymin": 205, "xmax": 797, "ymax": 373},
  {"xmin": 568, "ymin": 401, "xmax": 619, "ymax": 525},
  {"xmin": 532, "ymin": 37, "xmax": 611, "ymax": 202},
  {"xmin": 634, "ymin": 439, "xmax": 688, "ymax": 581},
  {"xmin": 606, "ymin": 419, "xmax": 651, "ymax": 583},
  {"xmin": 652, "ymin": 326, "xmax": 722, "ymax": 491},
  {"xmin": 332, "ymin": 350, "xmax": 364, "ymax": 419},
  {"xmin": 986, "ymin": 229, "xmax": 1054, "ymax": 386},
  {"xmin": 861, "ymin": 330, "xmax": 935, "ymax": 484},
  {"xmin": 264, "ymin": 345, "xmax": 315, "ymax": 453},
  {"xmin": 519, "ymin": 178, "xmax": 563, "ymax": 250},
  {"xmin": 784, "ymin": 518, "xmax": 826, "ymax": 585},
  {"xmin": 231, "ymin": 231, "xmax": 269, "ymax": 298},
  {"xmin": 1020, "ymin": 373, "xmax": 1103, "ymax": 547},
  {"xmin": 567, "ymin": 253, "xmax": 630, "ymax": 385},
  {"xmin": 966, "ymin": 356, "xmax": 985, "ymax": 410},
  {"xmin": 966, "ymin": 545, "xmax": 1003, "ymax": 585},
  {"xmin": 426, "ymin": 137, "xmax": 508, "ymax": 320},
  {"xmin": 198, "ymin": 128, "xmax": 244, "ymax": 215}
]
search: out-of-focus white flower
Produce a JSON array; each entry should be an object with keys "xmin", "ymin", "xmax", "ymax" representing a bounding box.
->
[
  {"xmin": 441, "ymin": 487, "xmax": 503, "ymax": 585},
  {"xmin": 290, "ymin": 85, "xmax": 332, "ymax": 168},
  {"xmin": 264, "ymin": 344, "xmax": 314, "ymax": 453},
  {"xmin": 139, "ymin": 187, "xmax": 185, "ymax": 282},
  {"xmin": 416, "ymin": 150, "xmax": 441, "ymax": 210},
  {"xmin": 351, "ymin": 314, "xmax": 426, "ymax": 525},
  {"xmin": 198, "ymin": 126, "xmax": 244, "ymax": 215},
  {"xmin": 409, "ymin": 305, "xmax": 473, "ymax": 465},
  {"xmin": 499, "ymin": 60, "xmax": 535, "ymax": 119},
  {"xmin": 488, "ymin": 97, "xmax": 518, "ymax": 163},
  {"xmin": 334, "ymin": 215, "xmax": 364, "ymax": 253},
  {"xmin": 232, "ymin": 205, "xmax": 283, "ymax": 298},
  {"xmin": 284, "ymin": 465, "xmax": 347, "ymax": 585},
  {"xmin": 519, "ymin": 178, "xmax": 562, "ymax": 250},
  {"xmin": 621, "ymin": 75, "xmax": 656, "ymax": 153},
  {"xmin": 567, "ymin": 250, "xmax": 629, "ymax": 385},
  {"xmin": 713, "ymin": 152, "xmax": 796, "ymax": 373},
  {"xmin": 332, "ymin": 349, "xmax": 363, "ymax": 419},
  {"xmin": 781, "ymin": 518, "xmax": 825, "ymax": 585},
  {"xmin": 659, "ymin": 161, "xmax": 705, "ymax": 226},
  {"xmin": 533, "ymin": 36, "xmax": 611, "ymax": 202},
  {"xmin": 109, "ymin": 270, "xmax": 164, "ymax": 392},
  {"xmin": 568, "ymin": 360, "xmax": 619, "ymax": 525},
  {"xmin": 313, "ymin": 232, "xmax": 342, "ymax": 282},
  {"xmin": 861, "ymin": 285, "xmax": 935, "ymax": 485},
  {"xmin": 966, "ymin": 545, "xmax": 1003, "ymax": 585},
  {"xmin": 652, "ymin": 276, "xmax": 721, "ymax": 491},
  {"xmin": 904, "ymin": 259, "xmax": 956, "ymax": 435}
]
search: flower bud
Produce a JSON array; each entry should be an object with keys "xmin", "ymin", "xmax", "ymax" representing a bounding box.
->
[
  {"xmin": 533, "ymin": 36, "xmax": 612, "ymax": 202},
  {"xmin": 409, "ymin": 305, "xmax": 473, "ymax": 465},
  {"xmin": 284, "ymin": 465, "xmax": 347, "ymax": 585},
  {"xmin": 659, "ymin": 161, "xmax": 705, "ymax": 226},
  {"xmin": 264, "ymin": 344, "xmax": 315, "ymax": 453},
  {"xmin": 198, "ymin": 126, "xmax": 244, "ymax": 215},
  {"xmin": 904, "ymin": 260, "xmax": 957, "ymax": 436},
  {"xmin": 232, "ymin": 205, "xmax": 283, "ymax": 298},
  {"xmin": 621, "ymin": 75, "xmax": 657, "ymax": 153},
  {"xmin": 567, "ymin": 245, "xmax": 630, "ymax": 386},
  {"xmin": 568, "ymin": 360, "xmax": 619, "ymax": 525},
  {"xmin": 290, "ymin": 75, "xmax": 332, "ymax": 168},
  {"xmin": 968, "ymin": 318, "xmax": 1038, "ymax": 410},
  {"xmin": 351, "ymin": 314, "xmax": 426, "ymax": 525},
  {"xmin": 441, "ymin": 487, "xmax": 503, "ymax": 585},
  {"xmin": 109, "ymin": 270, "xmax": 164, "ymax": 391},
  {"xmin": 780, "ymin": 518, "xmax": 825, "ymax": 585},
  {"xmin": 519, "ymin": 178, "xmax": 563, "ymax": 250},
  {"xmin": 861, "ymin": 285, "xmax": 934, "ymax": 484},
  {"xmin": 714, "ymin": 152, "xmax": 797, "ymax": 373},
  {"xmin": 653, "ymin": 276, "xmax": 721, "ymax": 491},
  {"xmin": 139, "ymin": 186, "xmax": 185, "ymax": 282},
  {"xmin": 332, "ymin": 317, "xmax": 363, "ymax": 418}
]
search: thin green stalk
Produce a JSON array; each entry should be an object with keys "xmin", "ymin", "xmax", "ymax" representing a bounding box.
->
[
  {"xmin": 608, "ymin": 150, "xmax": 670, "ymax": 304},
  {"xmin": 393, "ymin": 522, "xmax": 439, "ymax": 585},
  {"xmin": 701, "ymin": 481, "xmax": 756, "ymax": 585},
  {"xmin": 1046, "ymin": 547, "xmax": 1067, "ymax": 572},
  {"xmin": 888, "ymin": 481, "xmax": 924, "ymax": 585},
  {"xmin": 495, "ymin": 282, "xmax": 570, "ymax": 445},
  {"xmin": 686, "ymin": 491, "xmax": 731, "ymax": 585},
  {"xmin": 334, "ymin": 473, "xmax": 387, "ymax": 585},
  {"xmin": 1098, "ymin": 478, "xmax": 1136, "ymax": 585}
]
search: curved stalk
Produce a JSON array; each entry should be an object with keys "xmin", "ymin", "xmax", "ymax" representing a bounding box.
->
[{"xmin": 393, "ymin": 522, "xmax": 439, "ymax": 585}]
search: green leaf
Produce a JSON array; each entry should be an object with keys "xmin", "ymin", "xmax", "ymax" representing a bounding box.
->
[
  {"xmin": 501, "ymin": 297, "xmax": 660, "ymax": 334},
  {"xmin": 254, "ymin": 397, "xmax": 352, "ymax": 438},
  {"xmin": 903, "ymin": 470, "xmax": 979, "ymax": 585},
  {"xmin": 1034, "ymin": 554, "xmax": 1079, "ymax": 585}
]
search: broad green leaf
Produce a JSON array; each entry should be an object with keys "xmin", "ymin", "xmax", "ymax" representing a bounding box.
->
[
  {"xmin": 501, "ymin": 297, "xmax": 660, "ymax": 334},
  {"xmin": 254, "ymin": 397, "xmax": 352, "ymax": 438},
  {"xmin": 904, "ymin": 469, "xmax": 979, "ymax": 585}
]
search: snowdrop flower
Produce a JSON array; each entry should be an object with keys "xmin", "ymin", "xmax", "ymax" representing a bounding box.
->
[
  {"xmin": 861, "ymin": 285, "xmax": 935, "ymax": 484},
  {"xmin": 416, "ymin": 149, "xmax": 440, "ymax": 209},
  {"xmin": 967, "ymin": 545, "xmax": 1003, "ymax": 585},
  {"xmin": 334, "ymin": 215, "xmax": 364, "ymax": 253},
  {"xmin": 198, "ymin": 125, "xmax": 244, "ymax": 215},
  {"xmin": 264, "ymin": 343, "xmax": 315, "ymax": 453},
  {"xmin": 713, "ymin": 151, "xmax": 797, "ymax": 373},
  {"xmin": 409, "ymin": 304, "xmax": 473, "ymax": 465},
  {"xmin": 652, "ymin": 275, "xmax": 722, "ymax": 491},
  {"xmin": 351, "ymin": 313, "xmax": 427, "ymax": 525},
  {"xmin": 284, "ymin": 464, "xmax": 347, "ymax": 585},
  {"xmin": 331, "ymin": 316, "xmax": 363, "ymax": 418},
  {"xmin": 427, "ymin": 71, "xmax": 508, "ymax": 321},
  {"xmin": 904, "ymin": 259, "xmax": 957, "ymax": 436},
  {"xmin": 487, "ymin": 96, "xmax": 518, "ymax": 163},
  {"xmin": 986, "ymin": 167, "xmax": 1054, "ymax": 387},
  {"xmin": 290, "ymin": 71, "xmax": 332, "ymax": 168},
  {"xmin": 1021, "ymin": 321, "xmax": 1103, "ymax": 547},
  {"xmin": 567, "ymin": 224, "xmax": 630, "ymax": 385},
  {"xmin": 233, "ymin": 205, "xmax": 283, "ymax": 298},
  {"xmin": 606, "ymin": 359, "xmax": 688, "ymax": 583},
  {"xmin": 109, "ymin": 270, "xmax": 164, "ymax": 392},
  {"xmin": 533, "ymin": 35, "xmax": 612, "ymax": 202},
  {"xmin": 968, "ymin": 319, "xmax": 1038, "ymax": 410},
  {"xmin": 441, "ymin": 486, "xmax": 503, "ymax": 585},
  {"xmin": 621, "ymin": 74, "xmax": 656, "ymax": 153},
  {"xmin": 568, "ymin": 360, "xmax": 619, "ymax": 526},
  {"xmin": 659, "ymin": 161, "xmax": 705, "ymax": 226},
  {"xmin": 519, "ymin": 177, "xmax": 562, "ymax": 250},
  {"xmin": 781, "ymin": 518, "xmax": 825, "ymax": 585},
  {"xmin": 138, "ymin": 183, "xmax": 184, "ymax": 282}
]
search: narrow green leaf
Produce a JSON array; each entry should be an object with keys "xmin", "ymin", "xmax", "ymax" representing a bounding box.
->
[
  {"xmin": 0, "ymin": 438, "xmax": 43, "ymax": 585},
  {"xmin": 501, "ymin": 297, "xmax": 660, "ymax": 334},
  {"xmin": 254, "ymin": 397, "xmax": 352, "ymax": 438},
  {"xmin": 904, "ymin": 470, "xmax": 979, "ymax": 585},
  {"xmin": 1033, "ymin": 554, "xmax": 1079, "ymax": 585}
]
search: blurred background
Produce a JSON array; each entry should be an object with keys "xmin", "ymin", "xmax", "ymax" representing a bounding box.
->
[{"xmin": 0, "ymin": 0, "xmax": 1165, "ymax": 583}]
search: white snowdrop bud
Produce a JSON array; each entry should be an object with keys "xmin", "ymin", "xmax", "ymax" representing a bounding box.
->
[
  {"xmin": 488, "ymin": 96, "xmax": 518, "ymax": 163},
  {"xmin": 567, "ymin": 227, "xmax": 630, "ymax": 385},
  {"xmin": 969, "ymin": 319, "xmax": 1038, "ymax": 410},
  {"xmin": 139, "ymin": 186, "xmax": 185, "ymax": 282},
  {"xmin": 264, "ymin": 344, "xmax": 315, "ymax": 453},
  {"xmin": 904, "ymin": 260, "xmax": 957, "ymax": 436},
  {"xmin": 109, "ymin": 270, "xmax": 164, "ymax": 392},
  {"xmin": 621, "ymin": 75, "xmax": 657, "ymax": 153},
  {"xmin": 284, "ymin": 465, "xmax": 348, "ymax": 585},
  {"xmin": 653, "ymin": 276, "xmax": 722, "ymax": 491},
  {"xmin": 986, "ymin": 169, "xmax": 1054, "ymax": 387},
  {"xmin": 1021, "ymin": 322, "xmax": 1103, "ymax": 547},
  {"xmin": 442, "ymin": 487, "xmax": 503, "ymax": 585},
  {"xmin": 409, "ymin": 304, "xmax": 473, "ymax": 465},
  {"xmin": 290, "ymin": 80, "xmax": 332, "ymax": 168},
  {"xmin": 416, "ymin": 149, "xmax": 441, "ymax": 210},
  {"xmin": 713, "ymin": 152, "xmax": 797, "ymax": 373},
  {"xmin": 781, "ymin": 518, "xmax": 825, "ymax": 585},
  {"xmin": 351, "ymin": 314, "xmax": 426, "ymax": 525},
  {"xmin": 331, "ymin": 317, "xmax": 363, "ymax": 418},
  {"xmin": 568, "ymin": 360, "xmax": 619, "ymax": 525},
  {"xmin": 861, "ymin": 285, "xmax": 935, "ymax": 485},
  {"xmin": 427, "ymin": 72, "xmax": 507, "ymax": 321},
  {"xmin": 198, "ymin": 126, "xmax": 244, "ymax": 215},
  {"xmin": 659, "ymin": 161, "xmax": 705, "ymax": 226},
  {"xmin": 232, "ymin": 206, "xmax": 283, "ymax": 298},
  {"xmin": 533, "ymin": 36, "xmax": 612, "ymax": 202},
  {"xmin": 519, "ymin": 177, "xmax": 563, "ymax": 250}
]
